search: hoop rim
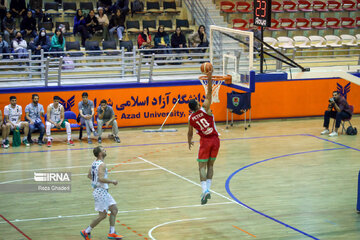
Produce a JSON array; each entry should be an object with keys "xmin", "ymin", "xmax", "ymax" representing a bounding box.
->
[{"xmin": 199, "ymin": 75, "xmax": 232, "ymax": 81}]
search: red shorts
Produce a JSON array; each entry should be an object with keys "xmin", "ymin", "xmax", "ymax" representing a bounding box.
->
[{"xmin": 197, "ymin": 135, "xmax": 220, "ymax": 162}]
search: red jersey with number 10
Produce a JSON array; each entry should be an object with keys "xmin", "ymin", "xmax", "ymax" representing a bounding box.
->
[{"xmin": 189, "ymin": 107, "xmax": 219, "ymax": 138}]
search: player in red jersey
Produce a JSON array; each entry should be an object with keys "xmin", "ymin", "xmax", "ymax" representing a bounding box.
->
[{"xmin": 188, "ymin": 70, "xmax": 220, "ymax": 205}]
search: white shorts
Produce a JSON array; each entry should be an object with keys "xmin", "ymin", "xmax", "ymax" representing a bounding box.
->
[
  {"xmin": 93, "ymin": 188, "xmax": 116, "ymax": 212},
  {"xmin": 10, "ymin": 122, "xmax": 24, "ymax": 130}
]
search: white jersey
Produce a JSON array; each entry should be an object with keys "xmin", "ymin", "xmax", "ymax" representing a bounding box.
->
[
  {"xmin": 91, "ymin": 160, "xmax": 109, "ymax": 189},
  {"xmin": 48, "ymin": 103, "xmax": 63, "ymax": 123},
  {"xmin": 4, "ymin": 104, "xmax": 22, "ymax": 124}
]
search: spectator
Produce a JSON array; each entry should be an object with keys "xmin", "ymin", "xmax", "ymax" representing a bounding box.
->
[
  {"xmin": 29, "ymin": 0, "xmax": 43, "ymax": 23},
  {"xmin": 29, "ymin": 28, "xmax": 50, "ymax": 55},
  {"xmin": 154, "ymin": 25, "xmax": 171, "ymax": 55},
  {"xmin": 73, "ymin": 9, "xmax": 90, "ymax": 46},
  {"xmin": 97, "ymin": 99, "xmax": 120, "ymax": 143},
  {"xmin": 188, "ymin": 25, "xmax": 209, "ymax": 52},
  {"xmin": 113, "ymin": 0, "xmax": 129, "ymax": 15},
  {"xmin": 12, "ymin": 31, "xmax": 28, "ymax": 59},
  {"xmin": 3, "ymin": 11, "xmax": 17, "ymax": 44},
  {"xmin": 321, "ymin": 91, "xmax": 354, "ymax": 137},
  {"xmin": 0, "ymin": 34, "xmax": 10, "ymax": 58},
  {"xmin": 0, "ymin": 0, "xmax": 6, "ymax": 20},
  {"xmin": 137, "ymin": 27, "xmax": 152, "ymax": 49},
  {"xmin": 20, "ymin": 10, "xmax": 37, "ymax": 39},
  {"xmin": 50, "ymin": 28, "xmax": 65, "ymax": 57},
  {"xmin": 25, "ymin": 94, "xmax": 45, "ymax": 145},
  {"xmin": 171, "ymin": 26, "xmax": 188, "ymax": 55},
  {"xmin": 96, "ymin": 7, "xmax": 110, "ymax": 41},
  {"xmin": 78, "ymin": 92, "xmax": 97, "ymax": 144},
  {"xmin": 86, "ymin": 10, "xmax": 102, "ymax": 37},
  {"xmin": 97, "ymin": 0, "xmax": 112, "ymax": 14},
  {"xmin": 109, "ymin": 8, "xmax": 125, "ymax": 42},
  {"xmin": 10, "ymin": 0, "xmax": 26, "ymax": 18}
]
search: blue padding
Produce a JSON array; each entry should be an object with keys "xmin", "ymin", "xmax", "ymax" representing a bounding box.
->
[
  {"xmin": 350, "ymin": 72, "xmax": 360, "ymax": 78},
  {"xmin": 357, "ymin": 170, "xmax": 360, "ymax": 211},
  {"xmin": 255, "ymin": 72, "xmax": 288, "ymax": 82}
]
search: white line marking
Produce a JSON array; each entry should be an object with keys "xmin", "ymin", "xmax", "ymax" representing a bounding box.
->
[
  {"xmin": 0, "ymin": 168, "xmax": 160, "ymax": 184},
  {"xmin": 0, "ymin": 202, "xmax": 233, "ymax": 224},
  {"xmin": 148, "ymin": 218, "xmax": 206, "ymax": 240},
  {"xmin": 138, "ymin": 157, "xmax": 242, "ymax": 206},
  {"xmin": 0, "ymin": 161, "xmax": 145, "ymax": 174}
]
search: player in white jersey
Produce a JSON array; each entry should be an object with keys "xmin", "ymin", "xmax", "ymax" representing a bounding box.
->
[
  {"xmin": 4, "ymin": 96, "xmax": 30, "ymax": 147},
  {"xmin": 0, "ymin": 109, "xmax": 10, "ymax": 148},
  {"xmin": 45, "ymin": 96, "xmax": 74, "ymax": 147},
  {"xmin": 81, "ymin": 146, "xmax": 123, "ymax": 240}
]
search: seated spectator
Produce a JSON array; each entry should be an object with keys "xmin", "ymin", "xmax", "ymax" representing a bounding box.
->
[
  {"xmin": 3, "ymin": 11, "xmax": 17, "ymax": 44},
  {"xmin": 113, "ymin": 0, "xmax": 129, "ymax": 15},
  {"xmin": 29, "ymin": 0, "xmax": 43, "ymax": 23},
  {"xmin": 12, "ymin": 31, "xmax": 28, "ymax": 59},
  {"xmin": 97, "ymin": 99, "xmax": 120, "ymax": 143},
  {"xmin": 97, "ymin": 0, "xmax": 112, "ymax": 14},
  {"xmin": 10, "ymin": 0, "xmax": 26, "ymax": 18},
  {"xmin": 73, "ymin": 9, "xmax": 90, "ymax": 46},
  {"xmin": 20, "ymin": 10, "xmax": 37, "ymax": 39},
  {"xmin": 0, "ymin": 34, "xmax": 10, "ymax": 58},
  {"xmin": 137, "ymin": 27, "xmax": 152, "ymax": 49},
  {"xmin": 0, "ymin": 0, "xmax": 6, "ymax": 20},
  {"xmin": 109, "ymin": 8, "xmax": 125, "ymax": 42},
  {"xmin": 96, "ymin": 7, "xmax": 110, "ymax": 41},
  {"xmin": 154, "ymin": 25, "xmax": 171, "ymax": 55},
  {"xmin": 50, "ymin": 28, "xmax": 65, "ymax": 57},
  {"xmin": 25, "ymin": 94, "xmax": 45, "ymax": 145},
  {"xmin": 86, "ymin": 10, "xmax": 102, "ymax": 37},
  {"xmin": 29, "ymin": 28, "xmax": 50, "ymax": 55},
  {"xmin": 188, "ymin": 25, "xmax": 209, "ymax": 53},
  {"xmin": 171, "ymin": 26, "xmax": 188, "ymax": 55},
  {"xmin": 78, "ymin": 92, "xmax": 97, "ymax": 144}
]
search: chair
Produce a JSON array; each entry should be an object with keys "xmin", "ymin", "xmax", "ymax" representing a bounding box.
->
[
  {"xmin": 268, "ymin": 19, "xmax": 281, "ymax": 31},
  {"xmin": 85, "ymin": 41, "xmax": 102, "ymax": 56},
  {"xmin": 63, "ymin": 2, "xmax": 77, "ymax": 16},
  {"xmin": 143, "ymin": 20, "xmax": 157, "ymax": 33},
  {"xmin": 296, "ymin": 18, "xmax": 311, "ymax": 30},
  {"xmin": 332, "ymin": 105, "xmax": 354, "ymax": 134},
  {"xmin": 325, "ymin": 35, "xmax": 343, "ymax": 47},
  {"xmin": 311, "ymin": 17, "xmax": 327, "ymax": 29},
  {"xmin": 272, "ymin": 0, "xmax": 283, "ymax": 12},
  {"xmin": 45, "ymin": 2, "xmax": 62, "ymax": 16},
  {"xmin": 298, "ymin": 0, "xmax": 313, "ymax": 11},
  {"xmin": 232, "ymin": 19, "xmax": 248, "ymax": 31},
  {"xmin": 220, "ymin": 1, "xmax": 236, "ymax": 13},
  {"xmin": 341, "ymin": 17, "xmax": 356, "ymax": 28},
  {"xmin": 146, "ymin": 1, "xmax": 163, "ymax": 14},
  {"xmin": 356, "ymin": 34, "xmax": 360, "ymax": 44},
  {"xmin": 340, "ymin": 34, "xmax": 358, "ymax": 46},
  {"xmin": 263, "ymin": 37, "xmax": 279, "ymax": 49},
  {"xmin": 328, "ymin": 0, "xmax": 343, "ymax": 11},
  {"xmin": 293, "ymin": 36, "xmax": 311, "ymax": 48},
  {"xmin": 64, "ymin": 111, "xmax": 81, "ymax": 128},
  {"xmin": 236, "ymin": 1, "xmax": 252, "ymax": 13},
  {"xmin": 126, "ymin": 21, "xmax": 141, "ymax": 34},
  {"xmin": 66, "ymin": 41, "xmax": 84, "ymax": 57},
  {"xmin": 163, "ymin": 1, "xmax": 180, "ymax": 14},
  {"xmin": 342, "ymin": 0, "xmax": 357, "ymax": 10},
  {"xmin": 326, "ymin": 17, "xmax": 341, "ymax": 29},
  {"xmin": 176, "ymin": 19, "xmax": 192, "ymax": 33},
  {"xmin": 357, "ymin": 0, "xmax": 360, "ymax": 9},
  {"xmin": 159, "ymin": 20, "xmax": 173, "ymax": 32},
  {"xmin": 102, "ymin": 40, "xmax": 120, "ymax": 55},
  {"xmin": 38, "ymin": 22, "xmax": 54, "ymax": 36},
  {"xmin": 280, "ymin": 18, "xmax": 297, "ymax": 30},
  {"xmin": 356, "ymin": 17, "xmax": 360, "ymax": 28},
  {"xmin": 313, "ymin": 0, "xmax": 328, "ymax": 11},
  {"xmin": 309, "ymin": 35, "xmax": 327, "ymax": 48},
  {"xmin": 277, "ymin": 37, "xmax": 296, "ymax": 50},
  {"xmin": 56, "ymin": 22, "xmax": 72, "ymax": 36},
  {"xmin": 80, "ymin": 2, "xmax": 94, "ymax": 12},
  {"xmin": 283, "ymin": 0, "xmax": 298, "ymax": 12}
]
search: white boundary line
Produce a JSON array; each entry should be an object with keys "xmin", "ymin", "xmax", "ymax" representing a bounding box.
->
[
  {"xmin": 138, "ymin": 157, "xmax": 242, "ymax": 206},
  {"xmin": 0, "ymin": 202, "xmax": 232, "ymax": 224},
  {"xmin": 0, "ymin": 161, "xmax": 145, "ymax": 174},
  {"xmin": 148, "ymin": 218, "xmax": 206, "ymax": 240}
]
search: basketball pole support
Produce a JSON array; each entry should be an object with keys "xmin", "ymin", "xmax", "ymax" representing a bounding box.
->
[
  {"xmin": 143, "ymin": 97, "xmax": 180, "ymax": 132},
  {"xmin": 260, "ymin": 26, "xmax": 264, "ymax": 74},
  {"xmin": 357, "ymin": 170, "xmax": 360, "ymax": 213}
]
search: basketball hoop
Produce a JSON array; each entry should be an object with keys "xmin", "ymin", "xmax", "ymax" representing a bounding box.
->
[{"xmin": 199, "ymin": 75, "xmax": 232, "ymax": 103}]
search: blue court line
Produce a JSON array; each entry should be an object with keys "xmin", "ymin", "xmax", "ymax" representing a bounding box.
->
[
  {"xmin": 225, "ymin": 147, "xmax": 347, "ymax": 240},
  {"xmin": 306, "ymin": 134, "xmax": 360, "ymax": 152}
]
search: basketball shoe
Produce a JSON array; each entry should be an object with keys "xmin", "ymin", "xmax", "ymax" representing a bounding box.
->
[
  {"xmin": 108, "ymin": 232, "xmax": 123, "ymax": 239},
  {"xmin": 68, "ymin": 139, "xmax": 75, "ymax": 146},
  {"xmin": 80, "ymin": 229, "xmax": 92, "ymax": 240},
  {"xmin": 201, "ymin": 190, "xmax": 211, "ymax": 205}
]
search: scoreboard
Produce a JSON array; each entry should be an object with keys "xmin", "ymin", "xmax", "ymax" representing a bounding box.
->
[{"xmin": 253, "ymin": 0, "xmax": 272, "ymax": 27}]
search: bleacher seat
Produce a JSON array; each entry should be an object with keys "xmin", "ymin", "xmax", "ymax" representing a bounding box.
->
[
  {"xmin": 298, "ymin": 0, "xmax": 313, "ymax": 11},
  {"xmin": 126, "ymin": 21, "xmax": 141, "ymax": 34},
  {"xmin": 296, "ymin": 18, "xmax": 312, "ymax": 30},
  {"xmin": 283, "ymin": 0, "xmax": 298, "ymax": 12},
  {"xmin": 293, "ymin": 36, "xmax": 311, "ymax": 48},
  {"xmin": 277, "ymin": 37, "xmax": 296, "ymax": 50},
  {"xmin": 102, "ymin": 40, "xmax": 118, "ymax": 55},
  {"xmin": 80, "ymin": 2, "xmax": 94, "ymax": 12},
  {"xmin": 146, "ymin": 1, "xmax": 163, "ymax": 14},
  {"xmin": 272, "ymin": 1, "xmax": 283, "ymax": 12},
  {"xmin": 340, "ymin": 34, "xmax": 358, "ymax": 46},
  {"xmin": 328, "ymin": 0, "xmax": 343, "ymax": 11},
  {"xmin": 313, "ymin": 0, "xmax": 328, "ymax": 11},
  {"xmin": 357, "ymin": 0, "xmax": 360, "ymax": 10},
  {"xmin": 309, "ymin": 35, "xmax": 327, "ymax": 48},
  {"xmin": 236, "ymin": 1, "xmax": 252, "ymax": 13},
  {"xmin": 263, "ymin": 37, "xmax": 279, "ymax": 49},
  {"xmin": 355, "ymin": 34, "xmax": 360, "ymax": 44},
  {"xmin": 341, "ymin": 17, "xmax": 356, "ymax": 28},
  {"xmin": 268, "ymin": 19, "xmax": 281, "ymax": 31},
  {"xmin": 66, "ymin": 41, "xmax": 84, "ymax": 57},
  {"xmin": 45, "ymin": 2, "xmax": 62, "ymax": 16},
  {"xmin": 342, "ymin": 0, "xmax": 357, "ymax": 10},
  {"xmin": 38, "ymin": 22, "xmax": 54, "ymax": 36},
  {"xmin": 163, "ymin": 1, "xmax": 180, "ymax": 14},
  {"xmin": 220, "ymin": 1, "xmax": 236, "ymax": 13},
  {"xmin": 143, "ymin": 20, "xmax": 157, "ymax": 33},
  {"xmin": 280, "ymin": 18, "xmax": 297, "ymax": 30},
  {"xmin": 232, "ymin": 19, "xmax": 248, "ymax": 30},
  {"xmin": 176, "ymin": 19, "xmax": 192, "ymax": 33},
  {"xmin": 56, "ymin": 22, "xmax": 72, "ymax": 36},
  {"xmin": 326, "ymin": 17, "xmax": 341, "ymax": 29},
  {"xmin": 325, "ymin": 35, "xmax": 343, "ymax": 47},
  {"xmin": 159, "ymin": 20, "xmax": 174, "ymax": 32},
  {"xmin": 356, "ymin": 17, "xmax": 360, "ymax": 28},
  {"xmin": 63, "ymin": 2, "xmax": 77, "ymax": 16},
  {"xmin": 311, "ymin": 17, "xmax": 327, "ymax": 29},
  {"xmin": 85, "ymin": 41, "xmax": 101, "ymax": 56}
]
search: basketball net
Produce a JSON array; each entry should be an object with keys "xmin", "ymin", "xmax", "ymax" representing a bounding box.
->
[{"xmin": 199, "ymin": 75, "xmax": 231, "ymax": 103}]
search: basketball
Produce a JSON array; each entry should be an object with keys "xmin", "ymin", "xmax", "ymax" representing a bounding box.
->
[{"xmin": 200, "ymin": 62, "xmax": 213, "ymax": 74}]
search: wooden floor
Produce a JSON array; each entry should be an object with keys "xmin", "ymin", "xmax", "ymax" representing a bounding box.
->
[{"xmin": 0, "ymin": 116, "xmax": 359, "ymax": 240}]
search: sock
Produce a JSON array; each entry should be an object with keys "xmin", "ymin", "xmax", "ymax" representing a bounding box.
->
[
  {"xmin": 23, "ymin": 136, "xmax": 27, "ymax": 141},
  {"xmin": 2, "ymin": 139, "xmax": 5, "ymax": 143},
  {"xmin": 85, "ymin": 226, "xmax": 92, "ymax": 234},
  {"xmin": 201, "ymin": 181, "xmax": 207, "ymax": 193},
  {"xmin": 110, "ymin": 226, "xmax": 115, "ymax": 234},
  {"xmin": 206, "ymin": 179, "xmax": 212, "ymax": 191}
]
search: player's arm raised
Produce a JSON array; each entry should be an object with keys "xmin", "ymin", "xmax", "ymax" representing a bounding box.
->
[
  {"xmin": 202, "ymin": 70, "xmax": 213, "ymax": 114},
  {"xmin": 187, "ymin": 121, "xmax": 194, "ymax": 150},
  {"xmin": 98, "ymin": 163, "xmax": 117, "ymax": 185}
]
